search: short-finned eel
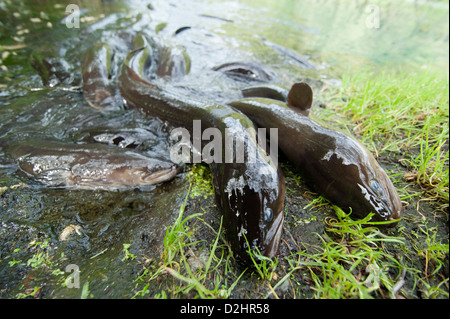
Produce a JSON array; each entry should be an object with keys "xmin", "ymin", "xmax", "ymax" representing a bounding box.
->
[
  {"xmin": 116, "ymin": 37, "xmax": 285, "ymax": 263},
  {"xmin": 230, "ymin": 83, "xmax": 402, "ymax": 225},
  {"xmin": 7, "ymin": 140, "xmax": 178, "ymax": 189}
]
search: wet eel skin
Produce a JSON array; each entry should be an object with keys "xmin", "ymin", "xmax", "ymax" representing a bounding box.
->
[
  {"xmin": 81, "ymin": 33, "xmax": 401, "ymax": 264},
  {"xmin": 230, "ymin": 83, "xmax": 402, "ymax": 224},
  {"xmin": 7, "ymin": 139, "xmax": 178, "ymax": 190},
  {"xmin": 116, "ymin": 37, "xmax": 286, "ymax": 263}
]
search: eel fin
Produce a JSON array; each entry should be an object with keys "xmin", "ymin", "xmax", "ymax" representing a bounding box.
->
[{"xmin": 287, "ymin": 82, "xmax": 313, "ymax": 116}]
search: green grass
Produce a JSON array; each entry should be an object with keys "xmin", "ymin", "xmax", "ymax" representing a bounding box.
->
[
  {"xmin": 132, "ymin": 185, "xmax": 246, "ymax": 299},
  {"xmin": 7, "ymin": 239, "xmax": 67, "ymax": 298},
  {"xmin": 336, "ymin": 69, "xmax": 448, "ymax": 152},
  {"xmin": 320, "ymin": 68, "xmax": 449, "ymax": 205},
  {"xmin": 1, "ymin": 0, "xmax": 447, "ymax": 301},
  {"xmin": 407, "ymin": 125, "xmax": 449, "ymax": 203},
  {"xmin": 402, "ymin": 221, "xmax": 449, "ymax": 298},
  {"xmin": 286, "ymin": 208, "xmax": 407, "ymax": 299},
  {"xmin": 300, "ymin": 68, "xmax": 448, "ymax": 298},
  {"xmin": 131, "ymin": 192, "xmax": 447, "ymax": 299},
  {"xmin": 286, "ymin": 209, "xmax": 448, "ymax": 299},
  {"xmin": 185, "ymin": 164, "xmax": 214, "ymax": 199}
]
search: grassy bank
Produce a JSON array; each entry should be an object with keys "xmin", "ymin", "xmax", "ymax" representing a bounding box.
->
[{"xmin": 323, "ymin": 67, "xmax": 448, "ymax": 204}]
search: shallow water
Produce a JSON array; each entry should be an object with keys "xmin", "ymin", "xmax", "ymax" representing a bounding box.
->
[{"xmin": 0, "ymin": 0, "xmax": 448, "ymax": 298}]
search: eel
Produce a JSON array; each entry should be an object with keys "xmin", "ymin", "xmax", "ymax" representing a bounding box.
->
[
  {"xmin": 157, "ymin": 46, "xmax": 191, "ymax": 79},
  {"xmin": 229, "ymin": 83, "xmax": 402, "ymax": 224},
  {"xmin": 81, "ymin": 42, "xmax": 118, "ymax": 110},
  {"xmin": 116, "ymin": 37, "xmax": 285, "ymax": 262},
  {"xmin": 6, "ymin": 140, "xmax": 178, "ymax": 189},
  {"xmin": 242, "ymin": 84, "xmax": 289, "ymax": 106}
]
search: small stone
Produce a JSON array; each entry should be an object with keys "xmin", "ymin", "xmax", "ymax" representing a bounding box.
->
[{"xmin": 59, "ymin": 225, "xmax": 82, "ymax": 241}]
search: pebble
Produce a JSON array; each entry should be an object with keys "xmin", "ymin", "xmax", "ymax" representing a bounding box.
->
[{"xmin": 59, "ymin": 225, "xmax": 82, "ymax": 241}]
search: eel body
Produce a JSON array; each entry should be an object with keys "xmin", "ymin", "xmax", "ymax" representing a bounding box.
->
[
  {"xmin": 230, "ymin": 83, "xmax": 402, "ymax": 224},
  {"xmin": 117, "ymin": 38, "xmax": 286, "ymax": 262},
  {"xmin": 7, "ymin": 140, "xmax": 178, "ymax": 190}
]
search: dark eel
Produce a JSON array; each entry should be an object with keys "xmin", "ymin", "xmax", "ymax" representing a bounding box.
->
[
  {"xmin": 115, "ymin": 38, "xmax": 285, "ymax": 262},
  {"xmin": 229, "ymin": 83, "xmax": 402, "ymax": 224},
  {"xmin": 7, "ymin": 139, "xmax": 178, "ymax": 189}
]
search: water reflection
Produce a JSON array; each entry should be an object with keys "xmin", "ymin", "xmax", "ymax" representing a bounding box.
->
[{"xmin": 224, "ymin": 0, "xmax": 448, "ymax": 69}]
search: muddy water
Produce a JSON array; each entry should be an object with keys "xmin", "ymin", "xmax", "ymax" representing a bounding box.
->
[{"xmin": 0, "ymin": 0, "xmax": 448, "ymax": 298}]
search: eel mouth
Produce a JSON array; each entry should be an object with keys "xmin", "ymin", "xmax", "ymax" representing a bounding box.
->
[
  {"xmin": 387, "ymin": 186, "xmax": 402, "ymax": 224},
  {"xmin": 142, "ymin": 165, "xmax": 179, "ymax": 185},
  {"xmin": 385, "ymin": 204, "xmax": 402, "ymax": 227}
]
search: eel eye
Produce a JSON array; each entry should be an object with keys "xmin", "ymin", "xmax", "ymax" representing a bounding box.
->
[
  {"xmin": 264, "ymin": 208, "xmax": 273, "ymax": 222},
  {"xmin": 370, "ymin": 180, "xmax": 382, "ymax": 194}
]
